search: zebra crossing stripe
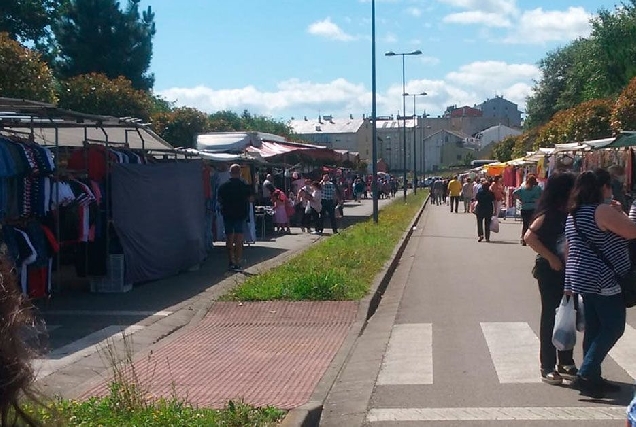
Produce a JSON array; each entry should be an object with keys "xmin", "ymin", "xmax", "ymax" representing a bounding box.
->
[
  {"xmin": 367, "ymin": 407, "xmax": 626, "ymax": 422},
  {"xmin": 481, "ymin": 322, "xmax": 540, "ymax": 383},
  {"xmin": 377, "ymin": 323, "xmax": 433, "ymax": 385},
  {"xmin": 609, "ymin": 324, "xmax": 636, "ymax": 380}
]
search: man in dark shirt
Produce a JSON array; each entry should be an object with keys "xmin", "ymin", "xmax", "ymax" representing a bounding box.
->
[{"xmin": 217, "ymin": 164, "xmax": 253, "ymax": 271}]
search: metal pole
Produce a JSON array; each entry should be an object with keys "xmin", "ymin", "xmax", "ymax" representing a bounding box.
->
[
  {"xmin": 371, "ymin": 0, "xmax": 378, "ymax": 223},
  {"xmin": 54, "ymin": 126, "xmax": 60, "ymax": 294},
  {"xmin": 413, "ymin": 95, "xmax": 417, "ymax": 195},
  {"xmin": 401, "ymin": 54, "xmax": 407, "ymax": 201},
  {"xmin": 422, "ymin": 114, "xmax": 427, "ymax": 177}
]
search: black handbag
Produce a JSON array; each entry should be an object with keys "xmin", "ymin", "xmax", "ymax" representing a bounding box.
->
[{"xmin": 573, "ymin": 215, "xmax": 636, "ymax": 308}]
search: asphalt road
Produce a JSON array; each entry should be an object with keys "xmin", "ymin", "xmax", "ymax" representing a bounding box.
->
[{"xmin": 323, "ymin": 201, "xmax": 636, "ymax": 426}]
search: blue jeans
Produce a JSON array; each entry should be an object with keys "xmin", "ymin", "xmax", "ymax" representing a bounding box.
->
[{"xmin": 578, "ymin": 293, "xmax": 625, "ymax": 381}]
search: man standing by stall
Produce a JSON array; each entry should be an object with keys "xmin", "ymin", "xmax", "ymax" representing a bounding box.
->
[
  {"xmin": 318, "ymin": 174, "xmax": 339, "ymax": 235},
  {"xmin": 218, "ymin": 164, "xmax": 254, "ymax": 271}
]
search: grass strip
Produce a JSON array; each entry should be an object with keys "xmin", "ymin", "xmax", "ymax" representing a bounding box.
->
[
  {"xmin": 224, "ymin": 190, "xmax": 428, "ymax": 301},
  {"xmin": 26, "ymin": 398, "xmax": 284, "ymax": 426}
]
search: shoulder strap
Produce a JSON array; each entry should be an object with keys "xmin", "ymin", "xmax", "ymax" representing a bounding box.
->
[{"xmin": 572, "ymin": 212, "xmax": 621, "ymax": 282}]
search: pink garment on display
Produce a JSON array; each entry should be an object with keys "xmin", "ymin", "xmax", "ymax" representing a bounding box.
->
[{"xmin": 503, "ymin": 167, "xmax": 515, "ymax": 187}]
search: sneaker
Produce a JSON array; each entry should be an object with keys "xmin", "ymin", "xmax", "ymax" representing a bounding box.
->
[
  {"xmin": 231, "ymin": 264, "xmax": 243, "ymax": 272},
  {"xmin": 311, "ymin": 231, "xmax": 321, "ymax": 235},
  {"xmin": 541, "ymin": 370, "xmax": 563, "ymax": 385},
  {"xmin": 556, "ymin": 364, "xmax": 578, "ymax": 381}
]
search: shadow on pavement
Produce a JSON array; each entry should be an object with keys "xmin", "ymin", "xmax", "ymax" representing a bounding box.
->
[
  {"xmin": 486, "ymin": 240, "xmax": 522, "ymax": 245},
  {"xmin": 34, "ymin": 245, "xmax": 287, "ymax": 314}
]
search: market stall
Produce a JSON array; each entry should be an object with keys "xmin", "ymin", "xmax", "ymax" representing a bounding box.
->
[{"xmin": 0, "ymin": 97, "xmax": 206, "ymax": 296}]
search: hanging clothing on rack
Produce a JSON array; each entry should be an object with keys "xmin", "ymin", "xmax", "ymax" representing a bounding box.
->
[
  {"xmin": 68, "ymin": 145, "xmax": 147, "ymax": 182},
  {"xmin": 1, "ymin": 221, "xmax": 59, "ymax": 298}
]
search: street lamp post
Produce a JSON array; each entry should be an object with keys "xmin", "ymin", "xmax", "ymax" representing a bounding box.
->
[
  {"xmin": 371, "ymin": 0, "xmax": 378, "ymax": 223},
  {"xmin": 404, "ymin": 92, "xmax": 427, "ymax": 194},
  {"xmin": 386, "ymin": 49, "xmax": 421, "ymax": 201}
]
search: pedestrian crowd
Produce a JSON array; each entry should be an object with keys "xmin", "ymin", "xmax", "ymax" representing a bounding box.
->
[
  {"xmin": 429, "ymin": 174, "xmax": 538, "ymax": 243},
  {"xmin": 430, "ymin": 166, "xmax": 636, "ymax": 399}
]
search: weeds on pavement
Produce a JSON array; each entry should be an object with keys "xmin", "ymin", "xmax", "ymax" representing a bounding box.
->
[{"xmin": 25, "ymin": 329, "xmax": 285, "ymax": 426}]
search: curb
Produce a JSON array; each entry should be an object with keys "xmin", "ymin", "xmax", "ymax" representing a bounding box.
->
[{"xmin": 280, "ymin": 193, "xmax": 430, "ymax": 427}]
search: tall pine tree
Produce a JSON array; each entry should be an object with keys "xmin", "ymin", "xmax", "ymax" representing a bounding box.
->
[
  {"xmin": 54, "ymin": 0, "xmax": 156, "ymax": 90},
  {"xmin": 0, "ymin": 0, "xmax": 66, "ymax": 45}
]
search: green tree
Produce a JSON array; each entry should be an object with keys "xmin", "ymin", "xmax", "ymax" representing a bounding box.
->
[
  {"xmin": 0, "ymin": 0, "xmax": 67, "ymax": 47},
  {"xmin": 209, "ymin": 110, "xmax": 243, "ymax": 131},
  {"xmin": 54, "ymin": 0, "xmax": 156, "ymax": 90},
  {"xmin": 149, "ymin": 94, "xmax": 174, "ymax": 115},
  {"xmin": 612, "ymin": 76, "xmax": 636, "ymax": 132},
  {"xmin": 591, "ymin": 2, "xmax": 636, "ymax": 97},
  {"xmin": 240, "ymin": 109, "xmax": 295, "ymax": 138},
  {"xmin": 56, "ymin": 73, "xmax": 152, "ymax": 119},
  {"xmin": 491, "ymin": 136, "xmax": 516, "ymax": 162},
  {"xmin": 524, "ymin": 40, "xmax": 603, "ymax": 129},
  {"xmin": 151, "ymin": 107, "xmax": 211, "ymax": 148},
  {"xmin": 525, "ymin": 2, "xmax": 636, "ymax": 130},
  {"xmin": 0, "ymin": 32, "xmax": 56, "ymax": 103},
  {"xmin": 463, "ymin": 151, "xmax": 475, "ymax": 166}
]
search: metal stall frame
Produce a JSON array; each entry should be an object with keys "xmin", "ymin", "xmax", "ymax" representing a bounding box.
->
[{"xmin": 0, "ymin": 98, "xmax": 177, "ymax": 295}]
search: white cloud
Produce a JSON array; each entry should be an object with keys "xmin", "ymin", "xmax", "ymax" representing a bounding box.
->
[
  {"xmin": 157, "ymin": 60, "xmax": 540, "ymax": 121},
  {"xmin": 446, "ymin": 61, "xmax": 540, "ymax": 88},
  {"xmin": 307, "ymin": 17, "xmax": 355, "ymax": 41},
  {"xmin": 438, "ymin": 1, "xmax": 593, "ymax": 44},
  {"xmin": 437, "ymin": 0, "xmax": 518, "ymax": 16},
  {"xmin": 382, "ymin": 32, "xmax": 398, "ymax": 43},
  {"xmin": 443, "ymin": 11, "xmax": 512, "ymax": 27},
  {"xmin": 420, "ymin": 56, "xmax": 441, "ymax": 66},
  {"xmin": 504, "ymin": 7, "xmax": 592, "ymax": 44},
  {"xmin": 158, "ymin": 78, "xmax": 368, "ymax": 118},
  {"xmin": 406, "ymin": 7, "xmax": 422, "ymax": 17}
]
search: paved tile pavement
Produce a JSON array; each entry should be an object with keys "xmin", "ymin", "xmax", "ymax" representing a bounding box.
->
[{"xmin": 80, "ymin": 301, "xmax": 359, "ymax": 409}]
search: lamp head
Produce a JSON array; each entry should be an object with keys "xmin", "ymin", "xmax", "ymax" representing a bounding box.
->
[
  {"xmin": 411, "ymin": 49, "xmax": 422, "ymax": 55},
  {"xmin": 385, "ymin": 51, "xmax": 396, "ymax": 56}
]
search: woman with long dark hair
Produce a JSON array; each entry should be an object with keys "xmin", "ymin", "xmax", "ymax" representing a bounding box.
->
[
  {"xmin": 0, "ymin": 255, "xmax": 42, "ymax": 426},
  {"xmin": 524, "ymin": 172, "xmax": 576, "ymax": 385},
  {"xmin": 565, "ymin": 169, "xmax": 636, "ymax": 398}
]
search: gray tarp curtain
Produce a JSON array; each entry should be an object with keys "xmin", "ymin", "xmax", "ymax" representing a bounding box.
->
[{"xmin": 112, "ymin": 162, "xmax": 205, "ymax": 283}]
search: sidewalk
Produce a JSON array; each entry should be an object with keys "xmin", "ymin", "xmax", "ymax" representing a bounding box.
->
[{"xmin": 34, "ymin": 194, "xmax": 406, "ymax": 406}]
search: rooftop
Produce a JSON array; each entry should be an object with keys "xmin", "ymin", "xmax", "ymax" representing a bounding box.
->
[{"xmin": 290, "ymin": 116, "xmax": 364, "ymax": 134}]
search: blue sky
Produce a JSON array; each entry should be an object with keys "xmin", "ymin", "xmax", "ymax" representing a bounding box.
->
[{"xmin": 141, "ymin": 0, "xmax": 610, "ymax": 122}]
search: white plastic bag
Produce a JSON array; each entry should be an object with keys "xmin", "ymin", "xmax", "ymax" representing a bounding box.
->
[
  {"xmin": 552, "ymin": 295, "xmax": 577, "ymax": 351},
  {"xmin": 576, "ymin": 294, "xmax": 585, "ymax": 332},
  {"xmin": 490, "ymin": 216, "xmax": 500, "ymax": 233}
]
